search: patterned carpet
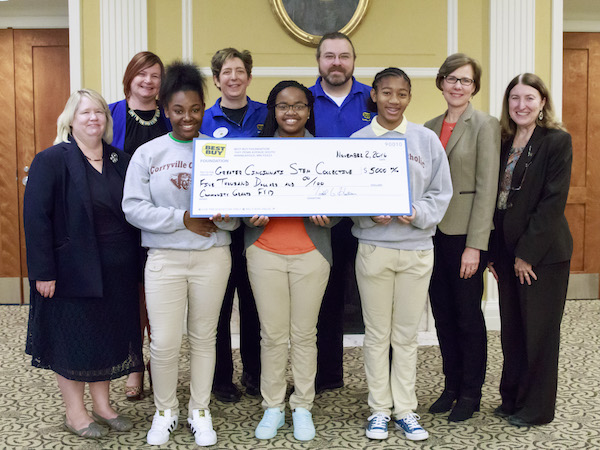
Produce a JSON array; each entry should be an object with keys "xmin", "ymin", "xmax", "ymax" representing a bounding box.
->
[{"xmin": 1, "ymin": 300, "xmax": 599, "ymax": 449}]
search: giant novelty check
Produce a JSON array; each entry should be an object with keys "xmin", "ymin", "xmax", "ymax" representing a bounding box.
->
[{"xmin": 190, "ymin": 138, "xmax": 411, "ymax": 217}]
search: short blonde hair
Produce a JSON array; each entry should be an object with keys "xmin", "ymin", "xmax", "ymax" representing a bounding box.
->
[{"xmin": 55, "ymin": 89, "xmax": 113, "ymax": 145}]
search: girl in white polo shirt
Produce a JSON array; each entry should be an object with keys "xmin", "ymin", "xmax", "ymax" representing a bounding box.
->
[{"xmin": 351, "ymin": 68, "xmax": 452, "ymax": 442}]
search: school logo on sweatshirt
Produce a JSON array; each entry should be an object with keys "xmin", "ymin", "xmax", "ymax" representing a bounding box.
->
[
  {"xmin": 202, "ymin": 143, "xmax": 226, "ymax": 157},
  {"xmin": 170, "ymin": 172, "xmax": 191, "ymax": 190}
]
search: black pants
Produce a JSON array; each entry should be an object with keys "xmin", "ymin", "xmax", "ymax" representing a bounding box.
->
[
  {"xmin": 316, "ymin": 218, "xmax": 361, "ymax": 387},
  {"xmin": 495, "ymin": 237, "xmax": 569, "ymax": 424},
  {"xmin": 429, "ymin": 231, "xmax": 488, "ymax": 400},
  {"xmin": 214, "ymin": 227, "xmax": 261, "ymax": 387}
]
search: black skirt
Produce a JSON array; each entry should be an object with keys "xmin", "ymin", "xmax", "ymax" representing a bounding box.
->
[{"xmin": 25, "ymin": 237, "xmax": 144, "ymax": 382}]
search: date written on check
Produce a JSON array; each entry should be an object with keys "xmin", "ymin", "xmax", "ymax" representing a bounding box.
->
[{"xmin": 190, "ymin": 138, "xmax": 411, "ymax": 217}]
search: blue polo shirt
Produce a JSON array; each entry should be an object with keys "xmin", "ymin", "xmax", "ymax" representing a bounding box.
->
[
  {"xmin": 201, "ymin": 97, "xmax": 267, "ymax": 138},
  {"xmin": 309, "ymin": 77, "xmax": 373, "ymax": 137}
]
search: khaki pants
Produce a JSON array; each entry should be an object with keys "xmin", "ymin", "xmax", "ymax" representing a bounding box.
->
[
  {"xmin": 145, "ymin": 247, "xmax": 231, "ymax": 416},
  {"xmin": 356, "ymin": 244, "xmax": 433, "ymax": 417},
  {"xmin": 246, "ymin": 245, "xmax": 329, "ymax": 411}
]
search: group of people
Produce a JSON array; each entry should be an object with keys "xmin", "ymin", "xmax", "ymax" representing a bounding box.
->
[{"xmin": 23, "ymin": 31, "xmax": 573, "ymax": 447}]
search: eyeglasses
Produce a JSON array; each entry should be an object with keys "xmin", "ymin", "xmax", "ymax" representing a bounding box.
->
[
  {"xmin": 444, "ymin": 75, "xmax": 474, "ymax": 86},
  {"xmin": 275, "ymin": 103, "xmax": 309, "ymax": 112}
]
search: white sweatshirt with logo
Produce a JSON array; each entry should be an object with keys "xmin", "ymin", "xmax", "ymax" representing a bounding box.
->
[{"xmin": 122, "ymin": 133, "xmax": 239, "ymax": 250}]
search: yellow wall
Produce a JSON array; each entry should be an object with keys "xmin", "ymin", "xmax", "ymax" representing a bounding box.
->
[
  {"xmin": 81, "ymin": 0, "xmax": 554, "ymax": 124},
  {"xmin": 458, "ymin": 0, "xmax": 491, "ymax": 113},
  {"xmin": 535, "ymin": 0, "xmax": 553, "ymax": 85},
  {"xmin": 81, "ymin": 0, "xmax": 101, "ymax": 92},
  {"xmin": 148, "ymin": 0, "xmax": 181, "ymax": 59}
]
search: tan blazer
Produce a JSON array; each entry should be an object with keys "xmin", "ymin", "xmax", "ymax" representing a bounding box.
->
[{"xmin": 424, "ymin": 103, "xmax": 500, "ymax": 250}]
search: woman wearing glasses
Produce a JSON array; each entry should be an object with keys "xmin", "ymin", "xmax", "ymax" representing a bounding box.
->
[
  {"xmin": 424, "ymin": 54, "xmax": 500, "ymax": 421},
  {"xmin": 488, "ymin": 73, "xmax": 572, "ymax": 427},
  {"xmin": 245, "ymin": 81, "xmax": 339, "ymax": 442}
]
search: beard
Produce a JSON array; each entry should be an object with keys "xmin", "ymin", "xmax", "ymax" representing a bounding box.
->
[{"xmin": 319, "ymin": 65, "xmax": 353, "ymax": 87}]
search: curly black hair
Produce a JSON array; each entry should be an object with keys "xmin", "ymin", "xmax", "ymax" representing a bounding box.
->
[{"xmin": 160, "ymin": 60, "xmax": 206, "ymax": 107}]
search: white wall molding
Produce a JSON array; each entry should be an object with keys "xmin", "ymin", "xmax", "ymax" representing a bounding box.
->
[
  {"xmin": 68, "ymin": 0, "xmax": 82, "ymax": 92},
  {"xmin": 489, "ymin": 0, "xmax": 536, "ymax": 118},
  {"xmin": 100, "ymin": 0, "xmax": 148, "ymax": 103},
  {"xmin": 447, "ymin": 0, "xmax": 458, "ymax": 55},
  {"xmin": 181, "ymin": 0, "xmax": 193, "ymax": 61},
  {"xmin": 551, "ymin": 0, "xmax": 563, "ymax": 119},
  {"xmin": 201, "ymin": 66, "xmax": 439, "ymax": 79}
]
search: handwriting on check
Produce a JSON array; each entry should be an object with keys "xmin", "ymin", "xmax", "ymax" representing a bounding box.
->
[{"xmin": 196, "ymin": 155, "xmax": 401, "ymax": 198}]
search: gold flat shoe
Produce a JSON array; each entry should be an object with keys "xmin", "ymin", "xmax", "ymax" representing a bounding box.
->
[
  {"xmin": 125, "ymin": 384, "xmax": 143, "ymax": 401},
  {"xmin": 92, "ymin": 411, "xmax": 133, "ymax": 432},
  {"xmin": 63, "ymin": 418, "xmax": 108, "ymax": 438}
]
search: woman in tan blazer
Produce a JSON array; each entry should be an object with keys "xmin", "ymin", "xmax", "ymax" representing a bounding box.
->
[{"xmin": 424, "ymin": 53, "xmax": 500, "ymax": 422}]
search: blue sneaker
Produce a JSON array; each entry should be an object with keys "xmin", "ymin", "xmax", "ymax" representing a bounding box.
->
[
  {"xmin": 365, "ymin": 412, "xmax": 390, "ymax": 439},
  {"xmin": 292, "ymin": 407, "xmax": 315, "ymax": 441},
  {"xmin": 255, "ymin": 407, "xmax": 285, "ymax": 439},
  {"xmin": 394, "ymin": 413, "xmax": 429, "ymax": 441}
]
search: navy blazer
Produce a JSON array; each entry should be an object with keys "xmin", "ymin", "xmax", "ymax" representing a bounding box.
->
[
  {"xmin": 23, "ymin": 139, "xmax": 131, "ymax": 298},
  {"xmin": 492, "ymin": 126, "xmax": 573, "ymax": 266}
]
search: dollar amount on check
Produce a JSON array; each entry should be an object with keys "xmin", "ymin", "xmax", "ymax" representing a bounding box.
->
[{"xmin": 190, "ymin": 138, "xmax": 412, "ymax": 217}]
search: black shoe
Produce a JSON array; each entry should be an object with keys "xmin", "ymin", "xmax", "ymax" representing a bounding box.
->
[
  {"xmin": 241, "ymin": 372, "xmax": 260, "ymax": 397},
  {"xmin": 315, "ymin": 380, "xmax": 344, "ymax": 394},
  {"xmin": 493, "ymin": 405, "xmax": 512, "ymax": 419},
  {"xmin": 508, "ymin": 415, "xmax": 533, "ymax": 427},
  {"xmin": 428, "ymin": 390, "xmax": 458, "ymax": 414},
  {"xmin": 448, "ymin": 397, "xmax": 480, "ymax": 422},
  {"xmin": 213, "ymin": 383, "xmax": 241, "ymax": 403}
]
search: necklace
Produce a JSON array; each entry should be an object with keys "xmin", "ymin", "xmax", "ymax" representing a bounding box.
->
[
  {"xmin": 128, "ymin": 106, "xmax": 160, "ymax": 126},
  {"xmin": 84, "ymin": 154, "xmax": 103, "ymax": 162}
]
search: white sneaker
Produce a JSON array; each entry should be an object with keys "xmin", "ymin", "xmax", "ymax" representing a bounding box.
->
[
  {"xmin": 188, "ymin": 409, "xmax": 217, "ymax": 447},
  {"xmin": 147, "ymin": 409, "xmax": 178, "ymax": 445}
]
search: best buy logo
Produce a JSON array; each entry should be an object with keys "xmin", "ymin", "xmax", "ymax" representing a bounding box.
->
[{"xmin": 202, "ymin": 143, "xmax": 226, "ymax": 157}]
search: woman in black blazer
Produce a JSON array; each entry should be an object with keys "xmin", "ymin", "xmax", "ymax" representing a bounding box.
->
[
  {"xmin": 24, "ymin": 89, "xmax": 143, "ymax": 438},
  {"xmin": 488, "ymin": 73, "xmax": 573, "ymax": 427}
]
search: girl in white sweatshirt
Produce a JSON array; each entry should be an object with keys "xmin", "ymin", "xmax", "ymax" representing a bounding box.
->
[{"xmin": 123, "ymin": 61, "xmax": 238, "ymax": 447}]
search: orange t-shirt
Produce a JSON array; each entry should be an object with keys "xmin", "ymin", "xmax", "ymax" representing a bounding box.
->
[
  {"xmin": 440, "ymin": 120, "xmax": 456, "ymax": 149},
  {"xmin": 254, "ymin": 217, "xmax": 316, "ymax": 255}
]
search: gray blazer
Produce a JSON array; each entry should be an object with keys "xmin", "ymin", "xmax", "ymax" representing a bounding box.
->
[{"xmin": 424, "ymin": 103, "xmax": 500, "ymax": 250}]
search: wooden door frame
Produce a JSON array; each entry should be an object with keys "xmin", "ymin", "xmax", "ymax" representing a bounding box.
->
[
  {"xmin": 563, "ymin": 32, "xmax": 600, "ymax": 298},
  {"xmin": 0, "ymin": 30, "xmax": 21, "ymax": 304}
]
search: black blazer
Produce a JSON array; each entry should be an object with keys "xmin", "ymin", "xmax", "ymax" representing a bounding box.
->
[
  {"xmin": 493, "ymin": 126, "xmax": 573, "ymax": 266},
  {"xmin": 23, "ymin": 139, "xmax": 131, "ymax": 298}
]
